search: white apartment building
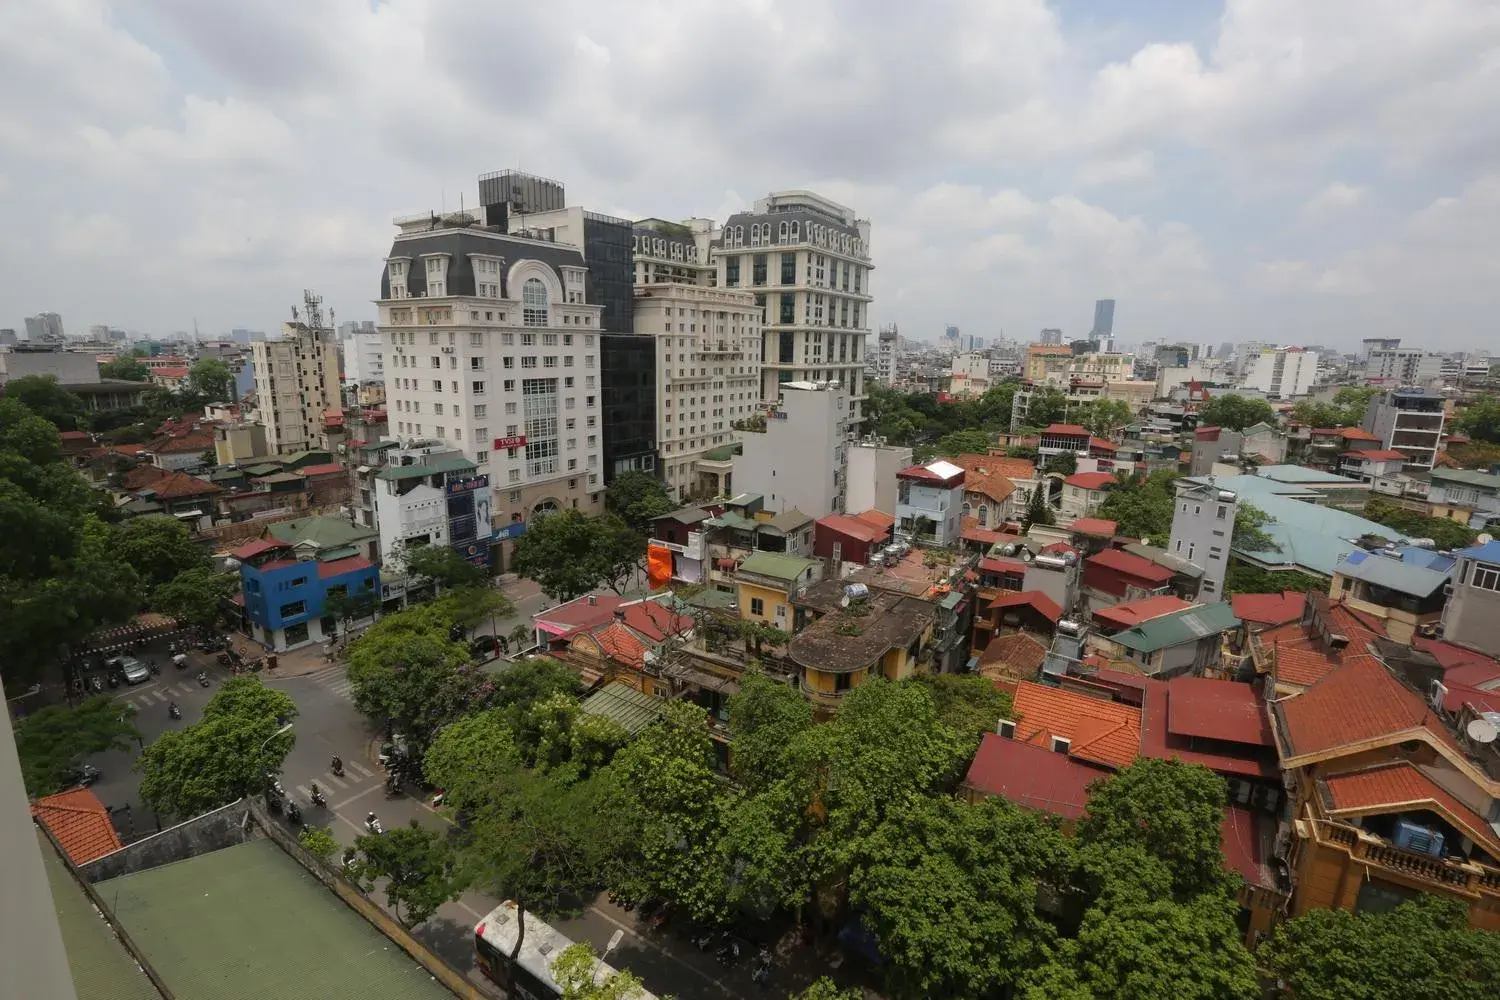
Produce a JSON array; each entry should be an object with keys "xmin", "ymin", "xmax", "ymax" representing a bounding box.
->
[
  {"xmin": 733, "ymin": 381, "xmax": 850, "ymax": 517},
  {"xmin": 876, "ymin": 324, "xmax": 899, "ymax": 385},
  {"xmin": 1239, "ymin": 347, "xmax": 1317, "ymax": 399},
  {"xmin": 340, "ymin": 322, "xmax": 384, "ymax": 385},
  {"xmin": 377, "ymin": 210, "xmax": 606, "ymax": 530},
  {"xmin": 370, "ymin": 442, "xmax": 482, "ymax": 568},
  {"xmin": 846, "ymin": 439, "xmax": 913, "ymax": 515},
  {"xmin": 632, "ymin": 281, "xmax": 761, "ymax": 501},
  {"xmin": 711, "ymin": 191, "xmax": 873, "ymax": 424},
  {"xmin": 1365, "ymin": 348, "xmax": 1443, "ymax": 387},
  {"xmin": 251, "ymin": 318, "xmax": 341, "ymax": 455},
  {"xmin": 948, "ymin": 351, "xmax": 991, "ymax": 397}
]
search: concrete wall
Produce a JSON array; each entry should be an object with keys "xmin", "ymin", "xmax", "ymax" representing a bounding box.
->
[
  {"xmin": 1441, "ymin": 556, "xmax": 1500, "ymax": 659},
  {"xmin": 846, "ymin": 441, "xmax": 911, "ymax": 515},
  {"xmin": 0, "ymin": 349, "xmax": 99, "ymax": 386},
  {"xmin": 81, "ymin": 800, "xmax": 256, "ymax": 884}
]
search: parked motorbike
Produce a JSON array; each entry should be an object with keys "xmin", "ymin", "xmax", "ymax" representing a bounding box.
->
[
  {"xmin": 196, "ymin": 671, "xmax": 210, "ymax": 687},
  {"xmin": 266, "ymin": 774, "xmax": 286, "ymax": 798},
  {"xmin": 286, "ymin": 800, "xmax": 302, "ymax": 825},
  {"xmin": 106, "ymin": 671, "xmax": 120, "ymax": 689},
  {"xmin": 148, "ymin": 660, "xmax": 161, "ymax": 676},
  {"xmin": 384, "ymin": 774, "xmax": 401, "ymax": 797},
  {"xmin": 266, "ymin": 793, "xmax": 283, "ymax": 815}
]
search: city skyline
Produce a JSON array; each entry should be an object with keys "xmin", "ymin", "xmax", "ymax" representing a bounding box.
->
[{"xmin": 2, "ymin": 2, "xmax": 1498, "ymax": 351}]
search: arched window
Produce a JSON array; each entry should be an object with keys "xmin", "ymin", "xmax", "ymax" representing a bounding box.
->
[
  {"xmin": 522, "ymin": 277, "xmax": 548, "ymax": 327},
  {"xmin": 778, "ymin": 221, "xmax": 789, "ymax": 241},
  {"xmin": 978, "ymin": 504, "xmax": 989, "ymax": 526},
  {"xmin": 962, "ymin": 501, "xmax": 972, "ymax": 517}
]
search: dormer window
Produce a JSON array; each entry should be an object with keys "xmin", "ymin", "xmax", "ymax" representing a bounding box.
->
[
  {"xmin": 1050, "ymin": 736, "xmax": 1071, "ymax": 754},
  {"xmin": 998, "ymin": 719, "xmax": 1016, "ymax": 739}
]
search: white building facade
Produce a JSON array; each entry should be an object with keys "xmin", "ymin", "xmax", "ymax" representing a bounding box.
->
[
  {"xmin": 711, "ymin": 191, "xmax": 873, "ymax": 425},
  {"xmin": 377, "ymin": 212, "xmax": 606, "ymax": 533},
  {"xmin": 895, "ymin": 460, "xmax": 965, "ymax": 547},
  {"xmin": 251, "ymin": 320, "xmax": 341, "ymax": 455},
  {"xmin": 732, "ymin": 381, "xmax": 849, "ymax": 517},
  {"xmin": 340, "ymin": 322, "xmax": 385, "ymax": 386},
  {"xmin": 1365, "ymin": 349, "xmax": 1443, "ymax": 387},
  {"xmin": 1239, "ymin": 347, "xmax": 1318, "ymax": 399}
]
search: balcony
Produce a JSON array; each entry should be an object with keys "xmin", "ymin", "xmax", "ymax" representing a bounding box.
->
[
  {"xmin": 800, "ymin": 675, "xmax": 850, "ymax": 710},
  {"xmin": 1311, "ymin": 819, "xmax": 1500, "ymax": 900}
]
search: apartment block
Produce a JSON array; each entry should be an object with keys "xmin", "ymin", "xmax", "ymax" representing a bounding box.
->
[
  {"xmin": 1240, "ymin": 347, "xmax": 1318, "ymax": 399},
  {"xmin": 1363, "ymin": 387, "xmax": 1446, "ymax": 471},
  {"xmin": 1168, "ymin": 480, "xmax": 1239, "ymax": 600},
  {"xmin": 732, "ymin": 381, "xmax": 849, "ymax": 517},
  {"xmin": 252, "ymin": 309, "xmax": 341, "ymax": 456}
]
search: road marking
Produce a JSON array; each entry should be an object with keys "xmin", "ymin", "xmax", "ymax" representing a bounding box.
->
[
  {"xmin": 584, "ymin": 905, "xmax": 736, "ymax": 997},
  {"xmin": 349, "ymin": 761, "xmax": 374, "ymax": 778},
  {"xmin": 322, "ymin": 772, "xmax": 349, "ymax": 790},
  {"xmin": 331, "ymin": 781, "xmax": 388, "ymax": 811},
  {"xmin": 152, "ymin": 691, "xmax": 169, "ymax": 703}
]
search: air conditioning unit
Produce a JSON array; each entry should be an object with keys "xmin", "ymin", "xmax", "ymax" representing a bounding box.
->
[{"xmin": 441, "ymin": 346, "xmax": 455, "ymax": 354}]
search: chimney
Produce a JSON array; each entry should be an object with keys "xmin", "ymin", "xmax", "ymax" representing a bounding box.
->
[
  {"xmin": 587, "ymin": 595, "xmax": 596, "ymax": 606},
  {"xmin": 613, "ymin": 608, "xmax": 626, "ymax": 622}
]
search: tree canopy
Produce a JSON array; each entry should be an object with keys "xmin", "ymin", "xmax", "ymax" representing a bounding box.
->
[
  {"xmin": 347, "ymin": 626, "xmax": 480, "ymax": 749},
  {"xmin": 186, "ymin": 358, "xmax": 235, "ymax": 401},
  {"xmin": 1456, "ymin": 396, "xmax": 1500, "ymax": 444},
  {"xmin": 1260, "ymin": 895, "xmax": 1500, "ymax": 1000},
  {"xmin": 113, "ymin": 516, "xmax": 211, "ymax": 590},
  {"xmin": 15, "ymin": 695, "xmax": 141, "ymax": 796},
  {"xmin": 511, "ymin": 509, "xmax": 645, "ymax": 601},
  {"xmin": 348, "ymin": 820, "xmax": 467, "ymax": 927},
  {"xmin": 865, "ymin": 383, "xmax": 1018, "ymax": 449},
  {"xmin": 1223, "ymin": 563, "xmax": 1324, "ymax": 597},
  {"xmin": 1021, "ymin": 482, "xmax": 1056, "ymax": 532},
  {"xmin": 403, "ymin": 542, "xmax": 488, "ymax": 590},
  {"xmin": 151, "ymin": 566, "xmax": 238, "ymax": 626},
  {"xmin": 1, "ymin": 376, "xmax": 87, "ymax": 431},
  {"xmin": 550, "ymin": 943, "xmax": 651, "ymax": 1000},
  {"xmin": 1290, "ymin": 386, "xmax": 1380, "ymax": 429},
  {"xmin": 1198, "ymin": 393, "xmax": 1276, "ymax": 431},
  {"xmin": 605, "ymin": 471, "xmax": 677, "ymax": 532},
  {"xmin": 1097, "ymin": 469, "xmax": 1177, "ymax": 543},
  {"xmin": 1364, "ymin": 496, "xmax": 1477, "ymax": 550},
  {"xmin": 135, "ymin": 676, "xmax": 297, "ymax": 818},
  {"xmin": 1231, "ymin": 501, "xmax": 1280, "ymax": 553},
  {"xmin": 98, "ymin": 357, "xmax": 151, "ymax": 382}
]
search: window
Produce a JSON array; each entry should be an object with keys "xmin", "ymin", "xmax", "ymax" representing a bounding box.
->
[
  {"xmin": 431, "ymin": 379, "xmax": 442, "ymax": 391},
  {"xmin": 1209, "ymin": 546, "xmax": 1223, "ymax": 560},
  {"xmin": 474, "ymin": 404, "xmax": 487, "ymax": 418},
  {"xmin": 521, "ymin": 356, "xmax": 536, "ymax": 368},
  {"xmin": 1050, "ymin": 736, "xmax": 1071, "ymax": 754},
  {"xmin": 475, "ymin": 427, "xmax": 488, "ymax": 440},
  {"xmin": 471, "ymin": 357, "xmax": 484, "ymax": 370},
  {"xmin": 725, "ymin": 257, "xmax": 740, "ymax": 286},
  {"xmin": 522, "ymin": 278, "xmax": 548, "ymax": 326},
  {"xmin": 1216, "ymin": 505, "xmax": 1228, "ymax": 520},
  {"xmin": 503, "ymin": 379, "xmax": 515, "ymax": 392},
  {"xmin": 998, "ymin": 719, "xmax": 1016, "ymax": 739},
  {"xmin": 750, "ymin": 597, "xmax": 764, "ymax": 616},
  {"xmin": 476, "ymin": 450, "xmax": 488, "ymax": 464},
  {"xmin": 1473, "ymin": 563, "xmax": 1500, "ymax": 592},
  {"xmin": 279, "ymin": 600, "xmax": 307, "ymax": 619},
  {"xmin": 472, "ymin": 381, "xmax": 486, "ymax": 394},
  {"xmin": 470, "ymin": 332, "xmax": 483, "ymax": 347}
]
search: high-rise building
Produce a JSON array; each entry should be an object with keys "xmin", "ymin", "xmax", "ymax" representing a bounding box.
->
[
  {"xmin": 1361, "ymin": 337, "xmax": 1402, "ymax": 359},
  {"xmin": 377, "ymin": 205, "xmax": 605, "ymax": 530},
  {"xmin": 1039, "ymin": 328, "xmax": 1063, "ymax": 345},
  {"xmin": 252, "ymin": 292, "xmax": 342, "ymax": 455},
  {"xmin": 713, "ymin": 190, "xmax": 874, "ymax": 426},
  {"xmin": 339, "ymin": 320, "xmax": 383, "ymax": 385},
  {"xmin": 23, "ymin": 312, "xmax": 64, "ymax": 342},
  {"xmin": 1090, "ymin": 299, "xmax": 1115, "ymax": 338},
  {"xmin": 1239, "ymin": 347, "xmax": 1318, "ymax": 399},
  {"xmin": 876, "ymin": 324, "xmax": 899, "ymax": 385},
  {"xmin": 1362, "ymin": 387, "xmax": 1446, "ymax": 470},
  {"xmin": 0, "ymin": 329, "xmax": 18, "ymax": 347},
  {"xmin": 1365, "ymin": 348, "xmax": 1442, "ymax": 387}
]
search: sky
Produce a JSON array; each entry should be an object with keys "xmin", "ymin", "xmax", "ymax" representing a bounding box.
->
[{"xmin": 2, "ymin": 0, "xmax": 1497, "ymax": 350}]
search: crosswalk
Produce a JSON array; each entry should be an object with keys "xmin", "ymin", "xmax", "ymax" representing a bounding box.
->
[
  {"xmin": 292, "ymin": 663, "xmax": 354, "ymax": 700},
  {"xmin": 294, "ymin": 759, "xmax": 376, "ymax": 803},
  {"xmin": 119, "ymin": 679, "xmax": 204, "ymax": 712}
]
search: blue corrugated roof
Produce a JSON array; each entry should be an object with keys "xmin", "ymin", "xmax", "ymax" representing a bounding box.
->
[
  {"xmin": 1335, "ymin": 550, "xmax": 1451, "ymax": 597},
  {"xmin": 1460, "ymin": 540, "xmax": 1500, "ymax": 563},
  {"xmin": 1256, "ymin": 465, "xmax": 1361, "ymax": 485}
]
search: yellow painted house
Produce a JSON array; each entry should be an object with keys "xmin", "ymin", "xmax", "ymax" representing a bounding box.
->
[
  {"xmin": 789, "ymin": 581, "xmax": 936, "ymax": 713},
  {"xmin": 733, "ymin": 551, "xmax": 822, "ymax": 632}
]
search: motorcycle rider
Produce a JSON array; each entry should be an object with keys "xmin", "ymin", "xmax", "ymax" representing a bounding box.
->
[
  {"xmin": 364, "ymin": 811, "xmax": 381, "ymax": 834},
  {"xmin": 330, "ymin": 755, "xmax": 344, "ymax": 777},
  {"xmin": 309, "ymin": 782, "xmax": 326, "ymax": 808},
  {"xmin": 167, "ymin": 700, "xmax": 181, "ymax": 720}
]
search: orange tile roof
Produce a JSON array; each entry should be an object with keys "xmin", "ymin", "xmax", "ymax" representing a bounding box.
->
[
  {"xmin": 1069, "ymin": 517, "xmax": 1118, "ymax": 538},
  {"xmin": 1094, "ymin": 595, "xmax": 1193, "ymax": 630},
  {"xmin": 1320, "ymin": 761, "xmax": 1500, "ymax": 858},
  {"xmin": 146, "ymin": 470, "xmax": 225, "ymax": 500},
  {"xmin": 1064, "ymin": 471, "xmax": 1115, "ymax": 490},
  {"xmin": 949, "ymin": 453, "xmax": 1021, "ymax": 504},
  {"xmin": 1011, "ymin": 679, "xmax": 1142, "ymax": 770},
  {"xmin": 32, "ymin": 788, "xmax": 123, "ymax": 865},
  {"xmin": 120, "ymin": 465, "xmax": 167, "ymax": 491},
  {"xmin": 1231, "ymin": 590, "xmax": 1305, "ymax": 626},
  {"xmin": 978, "ymin": 632, "xmax": 1049, "ymax": 682},
  {"xmin": 1276, "ymin": 656, "xmax": 1453, "ymax": 760},
  {"xmin": 1274, "ymin": 643, "xmax": 1345, "ymax": 688},
  {"xmin": 620, "ymin": 601, "xmax": 694, "ymax": 642},
  {"xmin": 590, "ymin": 621, "xmax": 649, "ymax": 669},
  {"xmin": 986, "ymin": 590, "xmax": 1064, "ymax": 622},
  {"xmin": 852, "ymin": 509, "xmax": 896, "ymax": 532}
]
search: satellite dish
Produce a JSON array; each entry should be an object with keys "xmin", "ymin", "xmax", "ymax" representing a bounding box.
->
[
  {"xmin": 1479, "ymin": 533, "xmax": 1494, "ymax": 545},
  {"xmin": 1466, "ymin": 718, "xmax": 1499, "ymax": 745}
]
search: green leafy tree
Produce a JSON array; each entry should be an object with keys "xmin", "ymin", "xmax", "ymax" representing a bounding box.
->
[
  {"xmin": 549, "ymin": 942, "xmax": 652, "ymax": 1000},
  {"xmin": 1260, "ymin": 895, "xmax": 1500, "ymax": 1000},
  {"xmin": 606, "ymin": 470, "xmax": 677, "ymax": 533},
  {"xmin": 726, "ymin": 672, "xmax": 813, "ymax": 793},
  {"xmin": 423, "ymin": 709, "xmax": 523, "ymax": 811},
  {"xmin": 1080, "ymin": 398, "xmax": 1133, "ymax": 437},
  {"xmin": 113, "ymin": 516, "xmax": 210, "ymax": 590},
  {"xmin": 321, "ymin": 585, "xmax": 380, "ymax": 636},
  {"xmin": 1021, "ymin": 386, "xmax": 1069, "ymax": 428},
  {"xmin": 906, "ymin": 673, "xmax": 1014, "ymax": 758},
  {"xmin": 1197, "ymin": 393, "xmax": 1276, "ymax": 431},
  {"xmin": 1364, "ymin": 496, "xmax": 1477, "ymax": 550},
  {"xmin": 346, "ymin": 631, "xmax": 479, "ymax": 748},
  {"xmin": 1, "ymin": 375, "xmax": 87, "ymax": 431},
  {"xmin": 936, "ymin": 428, "xmax": 992, "ymax": 457},
  {"xmin": 488, "ymin": 657, "xmax": 585, "ymax": 747},
  {"xmin": 1098, "ymin": 469, "xmax": 1178, "ymax": 543},
  {"xmin": 1457, "ymin": 396, "xmax": 1500, "ymax": 444},
  {"xmin": 1223, "ymin": 563, "xmax": 1325, "ymax": 597},
  {"xmin": 403, "ymin": 542, "xmax": 488, "ymax": 590},
  {"xmin": 791, "ymin": 980, "xmax": 861, "ymax": 1000},
  {"xmin": 850, "ymin": 795, "xmax": 1066, "ymax": 999},
  {"xmin": 347, "ymin": 820, "xmax": 467, "ymax": 928},
  {"xmin": 151, "ymin": 566, "xmax": 238, "ymax": 626},
  {"xmin": 136, "ymin": 677, "xmax": 297, "ymax": 818},
  {"xmin": 1043, "ymin": 451, "xmax": 1078, "ymax": 476},
  {"xmin": 186, "ymin": 358, "xmax": 235, "ymax": 401},
  {"xmin": 1021, "ymin": 483, "xmax": 1056, "ymax": 532},
  {"xmin": 98, "ymin": 357, "xmax": 151, "ymax": 382},
  {"xmin": 1231, "ymin": 501, "xmax": 1280, "ymax": 553},
  {"xmin": 512, "ymin": 510, "xmax": 645, "ymax": 601},
  {"xmin": 14, "ymin": 696, "xmax": 141, "ymax": 796},
  {"xmin": 1076, "ymin": 758, "xmax": 1234, "ymax": 901},
  {"xmin": 298, "ymin": 825, "xmax": 339, "ymax": 860}
]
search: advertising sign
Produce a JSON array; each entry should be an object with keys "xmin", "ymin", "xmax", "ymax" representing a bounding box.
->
[{"xmin": 492, "ymin": 436, "xmax": 527, "ymax": 450}]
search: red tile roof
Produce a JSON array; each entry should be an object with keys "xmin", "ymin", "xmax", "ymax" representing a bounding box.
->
[
  {"xmin": 1140, "ymin": 680, "xmax": 1277, "ymax": 779},
  {"xmin": 978, "ymin": 631, "xmax": 1050, "ymax": 681},
  {"xmin": 978, "ymin": 557, "xmax": 1028, "ymax": 576},
  {"xmin": 852, "ymin": 509, "xmax": 896, "ymax": 532},
  {"xmin": 1011, "ymin": 680, "xmax": 1142, "ymax": 769},
  {"xmin": 1341, "ymin": 449, "xmax": 1408, "ymax": 461},
  {"xmin": 1320, "ymin": 761, "xmax": 1500, "ymax": 858},
  {"xmin": 896, "ymin": 462, "xmax": 965, "ymax": 484},
  {"xmin": 960, "ymin": 518, "xmax": 1007, "ymax": 545},
  {"xmin": 59, "ymin": 430, "xmax": 92, "ymax": 441},
  {"xmin": 1276, "ymin": 656, "xmax": 1452, "ymax": 761},
  {"xmin": 962, "ymin": 733, "xmax": 1105, "ymax": 820},
  {"xmin": 1165, "ymin": 676, "xmax": 1273, "ymax": 747},
  {"xmin": 1336, "ymin": 426, "xmax": 1381, "ymax": 441},
  {"xmin": 1232, "ymin": 590, "xmax": 1305, "ymax": 626},
  {"xmin": 1221, "ymin": 806, "xmax": 1278, "ymax": 890},
  {"xmin": 1069, "ymin": 517, "xmax": 1117, "ymax": 537},
  {"xmin": 32, "ymin": 788, "xmax": 123, "ymax": 865},
  {"xmin": 1086, "ymin": 548, "xmax": 1176, "ymax": 584},
  {"xmin": 1089, "ymin": 438, "xmax": 1118, "ymax": 452},
  {"xmin": 152, "ymin": 366, "xmax": 190, "ymax": 378},
  {"xmin": 817, "ymin": 513, "xmax": 889, "ymax": 544},
  {"xmin": 535, "ymin": 594, "xmax": 627, "ymax": 636},
  {"xmin": 145, "ymin": 470, "xmax": 224, "ymax": 500},
  {"xmin": 1094, "ymin": 595, "xmax": 1193, "ymax": 630},
  {"xmin": 619, "ymin": 602, "xmax": 694, "ymax": 642},
  {"xmin": 587, "ymin": 621, "xmax": 649, "ymax": 669},
  {"xmin": 297, "ymin": 462, "xmax": 347, "ymax": 477},
  {"xmin": 146, "ymin": 430, "xmax": 214, "ymax": 454},
  {"xmin": 949, "ymin": 454, "xmax": 1023, "ymax": 504},
  {"xmin": 230, "ymin": 538, "xmax": 285, "ymax": 560},
  {"xmin": 1064, "ymin": 471, "xmax": 1115, "ymax": 490},
  {"xmin": 1042, "ymin": 423, "xmax": 1090, "ymax": 437},
  {"xmin": 986, "ymin": 590, "xmax": 1063, "ymax": 622},
  {"xmin": 316, "ymin": 556, "xmax": 374, "ymax": 579}
]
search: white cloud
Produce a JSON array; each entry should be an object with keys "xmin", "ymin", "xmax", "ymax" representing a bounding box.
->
[{"xmin": 0, "ymin": 0, "xmax": 1495, "ymax": 348}]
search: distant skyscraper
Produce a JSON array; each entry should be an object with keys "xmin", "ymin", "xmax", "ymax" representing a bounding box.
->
[
  {"xmin": 23, "ymin": 312, "xmax": 63, "ymax": 342},
  {"xmin": 1039, "ymin": 328, "xmax": 1063, "ymax": 345},
  {"xmin": 1090, "ymin": 299, "xmax": 1115, "ymax": 338}
]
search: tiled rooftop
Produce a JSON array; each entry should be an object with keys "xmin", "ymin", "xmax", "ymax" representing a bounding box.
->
[
  {"xmin": 1010, "ymin": 680, "xmax": 1142, "ymax": 770},
  {"xmin": 31, "ymin": 788, "xmax": 123, "ymax": 866}
]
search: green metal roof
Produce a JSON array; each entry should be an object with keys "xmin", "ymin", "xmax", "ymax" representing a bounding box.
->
[
  {"xmin": 242, "ymin": 463, "xmax": 282, "ymax": 476},
  {"xmin": 266, "ymin": 515, "xmax": 379, "ymax": 550},
  {"xmin": 1107, "ymin": 602, "xmax": 1241, "ymax": 653},
  {"xmin": 39, "ymin": 829, "xmax": 164, "ymax": 1000},
  {"xmin": 681, "ymin": 588, "xmax": 738, "ymax": 610},
  {"xmin": 765, "ymin": 508, "xmax": 813, "ymax": 532},
  {"xmin": 374, "ymin": 453, "xmax": 477, "ymax": 481},
  {"xmin": 705, "ymin": 511, "xmax": 760, "ymax": 532},
  {"xmin": 736, "ymin": 551, "xmax": 818, "ymax": 584},
  {"xmin": 279, "ymin": 450, "xmax": 335, "ymax": 469},
  {"xmin": 1430, "ymin": 467, "xmax": 1500, "ymax": 491},
  {"xmin": 95, "ymin": 839, "xmax": 454, "ymax": 1000},
  {"xmin": 580, "ymin": 681, "xmax": 665, "ymax": 736}
]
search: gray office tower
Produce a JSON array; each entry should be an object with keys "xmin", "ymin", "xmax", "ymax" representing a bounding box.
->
[{"xmin": 1090, "ymin": 299, "xmax": 1115, "ymax": 338}]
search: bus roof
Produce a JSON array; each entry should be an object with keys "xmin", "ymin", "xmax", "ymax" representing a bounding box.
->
[{"xmin": 475, "ymin": 900, "xmax": 656, "ymax": 998}]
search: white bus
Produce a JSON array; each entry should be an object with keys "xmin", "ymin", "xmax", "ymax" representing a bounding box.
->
[{"xmin": 473, "ymin": 901, "xmax": 658, "ymax": 1000}]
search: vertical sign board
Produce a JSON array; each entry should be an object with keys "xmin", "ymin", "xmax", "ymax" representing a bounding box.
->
[{"xmin": 444, "ymin": 475, "xmax": 491, "ymax": 566}]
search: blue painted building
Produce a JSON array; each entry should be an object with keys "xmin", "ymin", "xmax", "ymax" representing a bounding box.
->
[{"xmin": 232, "ymin": 535, "xmax": 379, "ymax": 651}]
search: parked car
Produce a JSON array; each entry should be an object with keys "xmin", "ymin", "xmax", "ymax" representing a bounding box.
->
[
  {"xmin": 111, "ymin": 656, "xmax": 151, "ymax": 685},
  {"xmin": 469, "ymin": 635, "xmax": 501, "ymax": 661}
]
